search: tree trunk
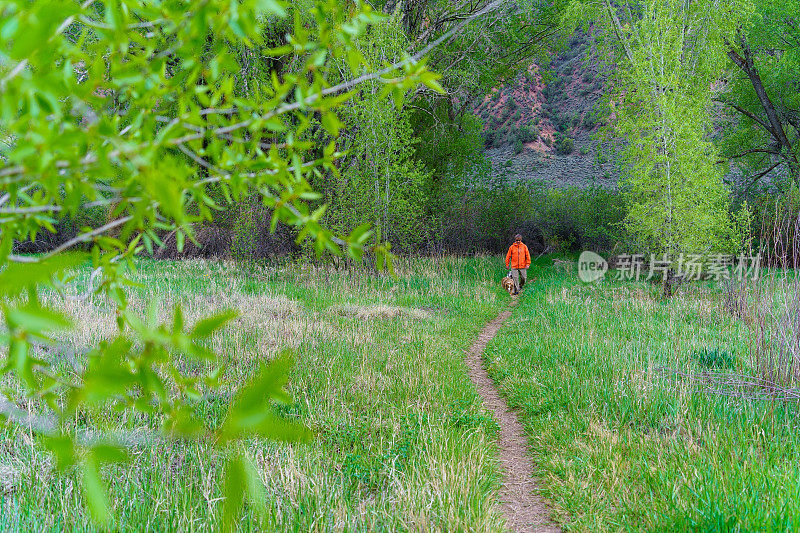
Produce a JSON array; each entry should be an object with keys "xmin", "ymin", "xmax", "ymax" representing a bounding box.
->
[{"xmin": 727, "ymin": 36, "xmax": 800, "ymax": 179}]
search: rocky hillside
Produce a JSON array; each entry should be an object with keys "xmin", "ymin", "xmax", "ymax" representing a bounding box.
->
[{"xmin": 474, "ymin": 31, "xmax": 621, "ymax": 188}]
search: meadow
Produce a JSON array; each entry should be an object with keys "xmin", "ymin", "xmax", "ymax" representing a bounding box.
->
[
  {"xmin": 2, "ymin": 254, "xmax": 800, "ymax": 532},
  {"xmin": 486, "ymin": 259, "xmax": 800, "ymax": 531},
  {"xmin": 0, "ymin": 257, "xmax": 510, "ymax": 531}
]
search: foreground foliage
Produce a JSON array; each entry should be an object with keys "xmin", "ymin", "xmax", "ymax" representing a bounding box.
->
[{"xmin": 0, "ymin": 0, "xmax": 440, "ymax": 524}]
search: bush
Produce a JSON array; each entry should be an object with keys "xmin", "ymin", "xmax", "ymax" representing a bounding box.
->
[
  {"xmin": 12, "ymin": 205, "xmax": 108, "ymax": 254},
  {"xmin": 515, "ymin": 124, "xmax": 539, "ymax": 143},
  {"xmin": 532, "ymin": 186, "xmax": 625, "ymax": 252},
  {"xmin": 579, "ymin": 146, "xmax": 589, "ymax": 155},
  {"xmin": 434, "ymin": 181, "xmax": 624, "ymax": 255},
  {"xmin": 492, "ymin": 132, "xmax": 505, "ymax": 148},
  {"xmin": 543, "ymin": 136, "xmax": 553, "ymax": 147},
  {"xmin": 552, "ymin": 113, "xmax": 569, "ymax": 132},
  {"xmin": 556, "ymin": 136, "xmax": 574, "ymax": 155},
  {"xmin": 514, "ymin": 139, "xmax": 524, "ymax": 154},
  {"xmin": 483, "ymin": 129, "xmax": 495, "ymax": 148}
]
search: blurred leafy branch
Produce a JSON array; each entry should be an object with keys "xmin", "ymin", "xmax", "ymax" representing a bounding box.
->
[{"xmin": 0, "ymin": 0, "xmax": 442, "ymax": 526}]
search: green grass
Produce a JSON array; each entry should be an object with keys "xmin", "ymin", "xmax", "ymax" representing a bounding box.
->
[
  {"xmin": 6, "ymin": 255, "xmax": 798, "ymax": 531},
  {"xmin": 485, "ymin": 263, "xmax": 800, "ymax": 531},
  {"xmin": 0, "ymin": 257, "xmax": 510, "ymax": 531}
]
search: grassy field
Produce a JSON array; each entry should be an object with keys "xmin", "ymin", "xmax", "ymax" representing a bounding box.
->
[
  {"xmin": 4, "ymin": 254, "xmax": 800, "ymax": 531},
  {"xmin": 0, "ymin": 257, "xmax": 510, "ymax": 531},
  {"xmin": 486, "ymin": 259, "xmax": 800, "ymax": 531}
]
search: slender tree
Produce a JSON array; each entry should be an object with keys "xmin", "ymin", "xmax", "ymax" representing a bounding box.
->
[{"xmin": 568, "ymin": 0, "xmax": 748, "ymax": 295}]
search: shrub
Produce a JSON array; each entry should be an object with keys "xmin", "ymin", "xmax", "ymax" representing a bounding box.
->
[
  {"xmin": 514, "ymin": 139, "xmax": 524, "ymax": 154},
  {"xmin": 579, "ymin": 146, "xmax": 589, "ymax": 155},
  {"xmin": 492, "ymin": 132, "xmax": 505, "ymax": 148},
  {"xmin": 524, "ymin": 186, "xmax": 625, "ymax": 253},
  {"xmin": 543, "ymin": 136, "xmax": 553, "ymax": 147},
  {"xmin": 556, "ymin": 136, "xmax": 574, "ymax": 155},
  {"xmin": 483, "ymin": 129, "xmax": 496, "ymax": 148},
  {"xmin": 438, "ymin": 182, "xmax": 624, "ymax": 254},
  {"xmin": 515, "ymin": 125, "xmax": 539, "ymax": 143},
  {"xmin": 552, "ymin": 114, "xmax": 569, "ymax": 132}
]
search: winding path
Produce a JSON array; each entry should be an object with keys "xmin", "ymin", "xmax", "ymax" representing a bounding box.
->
[{"xmin": 466, "ymin": 300, "xmax": 560, "ymax": 533}]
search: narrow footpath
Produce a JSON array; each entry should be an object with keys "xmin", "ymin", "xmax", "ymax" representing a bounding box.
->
[{"xmin": 466, "ymin": 300, "xmax": 560, "ymax": 533}]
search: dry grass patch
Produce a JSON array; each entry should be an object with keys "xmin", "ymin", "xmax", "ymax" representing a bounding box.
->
[{"xmin": 329, "ymin": 304, "xmax": 433, "ymax": 320}]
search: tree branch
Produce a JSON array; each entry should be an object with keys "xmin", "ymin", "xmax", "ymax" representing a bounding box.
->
[{"xmin": 8, "ymin": 216, "xmax": 133, "ymax": 263}]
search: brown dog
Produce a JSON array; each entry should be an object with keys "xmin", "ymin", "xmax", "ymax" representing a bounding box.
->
[{"xmin": 501, "ymin": 274, "xmax": 515, "ymax": 294}]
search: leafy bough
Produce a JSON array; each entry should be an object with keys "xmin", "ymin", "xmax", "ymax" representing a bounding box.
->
[{"xmin": 0, "ymin": 0, "xmax": 447, "ymax": 526}]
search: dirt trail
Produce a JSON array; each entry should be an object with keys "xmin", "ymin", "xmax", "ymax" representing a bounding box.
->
[{"xmin": 467, "ymin": 300, "xmax": 560, "ymax": 533}]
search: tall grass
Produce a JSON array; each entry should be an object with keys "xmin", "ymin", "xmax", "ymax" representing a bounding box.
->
[
  {"xmin": 0, "ymin": 257, "xmax": 509, "ymax": 531},
  {"xmin": 485, "ymin": 263, "xmax": 800, "ymax": 531}
]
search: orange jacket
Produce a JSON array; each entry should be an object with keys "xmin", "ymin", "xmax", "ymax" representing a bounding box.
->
[{"xmin": 505, "ymin": 242, "xmax": 531, "ymax": 269}]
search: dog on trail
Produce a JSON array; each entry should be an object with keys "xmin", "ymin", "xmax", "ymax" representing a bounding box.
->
[{"xmin": 501, "ymin": 272, "xmax": 515, "ymax": 294}]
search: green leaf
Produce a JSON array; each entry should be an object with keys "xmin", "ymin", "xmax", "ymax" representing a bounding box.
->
[
  {"xmin": 42, "ymin": 434, "xmax": 75, "ymax": 472},
  {"xmin": 218, "ymin": 351, "xmax": 312, "ymax": 443},
  {"xmin": 191, "ymin": 310, "xmax": 238, "ymax": 338},
  {"xmin": 255, "ymin": 0, "xmax": 287, "ymax": 17},
  {"xmin": 80, "ymin": 455, "xmax": 112, "ymax": 526},
  {"xmin": 91, "ymin": 444, "xmax": 129, "ymax": 465},
  {"xmin": 221, "ymin": 453, "xmax": 246, "ymax": 532},
  {"xmin": 5, "ymin": 303, "xmax": 72, "ymax": 335},
  {"xmin": 0, "ymin": 253, "xmax": 86, "ymax": 295}
]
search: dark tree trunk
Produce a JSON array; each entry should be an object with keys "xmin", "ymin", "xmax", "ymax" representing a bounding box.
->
[{"xmin": 727, "ymin": 34, "xmax": 800, "ymax": 179}]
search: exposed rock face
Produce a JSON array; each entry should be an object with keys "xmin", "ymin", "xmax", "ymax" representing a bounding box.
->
[{"xmin": 474, "ymin": 30, "xmax": 622, "ymax": 188}]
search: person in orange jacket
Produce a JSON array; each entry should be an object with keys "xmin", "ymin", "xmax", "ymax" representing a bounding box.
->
[{"xmin": 505, "ymin": 234, "xmax": 531, "ymax": 295}]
